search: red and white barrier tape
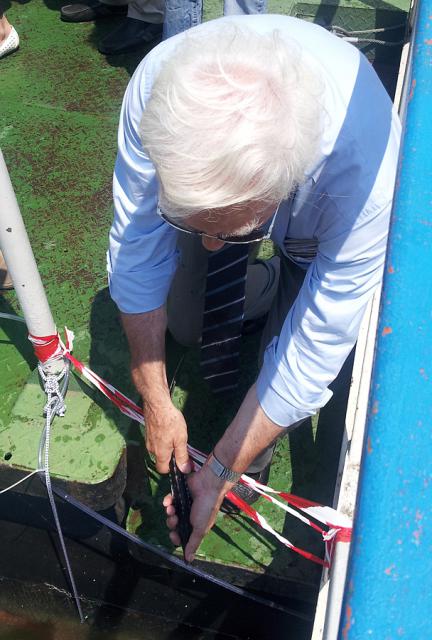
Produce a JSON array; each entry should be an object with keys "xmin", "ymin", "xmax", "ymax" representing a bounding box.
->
[
  {"xmin": 29, "ymin": 329, "xmax": 352, "ymax": 567},
  {"xmin": 187, "ymin": 444, "xmax": 351, "ymax": 567}
]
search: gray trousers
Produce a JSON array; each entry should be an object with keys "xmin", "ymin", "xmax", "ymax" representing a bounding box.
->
[{"xmin": 166, "ymin": 235, "xmax": 309, "ymax": 473}]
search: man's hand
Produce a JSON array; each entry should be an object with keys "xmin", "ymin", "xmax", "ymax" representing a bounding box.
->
[
  {"xmin": 144, "ymin": 398, "xmax": 191, "ymax": 474},
  {"xmin": 121, "ymin": 306, "xmax": 191, "ymax": 474},
  {"xmin": 163, "ymin": 465, "xmax": 232, "ymax": 562}
]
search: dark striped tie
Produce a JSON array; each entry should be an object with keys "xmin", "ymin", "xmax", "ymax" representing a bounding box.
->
[{"xmin": 200, "ymin": 244, "xmax": 249, "ymax": 393}]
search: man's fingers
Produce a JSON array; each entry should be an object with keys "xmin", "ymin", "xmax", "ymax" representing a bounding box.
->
[
  {"xmin": 155, "ymin": 451, "xmax": 171, "ymax": 474},
  {"xmin": 166, "ymin": 514, "xmax": 178, "ymax": 530},
  {"xmin": 146, "ymin": 437, "xmax": 171, "ymax": 473},
  {"xmin": 174, "ymin": 443, "xmax": 192, "ymax": 474},
  {"xmin": 184, "ymin": 529, "xmax": 205, "ymax": 563},
  {"xmin": 162, "ymin": 493, "xmax": 174, "ymax": 508},
  {"xmin": 169, "ymin": 531, "xmax": 181, "ymax": 547}
]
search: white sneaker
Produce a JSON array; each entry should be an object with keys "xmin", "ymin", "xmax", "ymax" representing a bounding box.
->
[{"xmin": 0, "ymin": 26, "xmax": 19, "ymax": 59}]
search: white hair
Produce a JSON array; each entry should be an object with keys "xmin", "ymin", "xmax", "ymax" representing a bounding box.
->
[{"xmin": 139, "ymin": 23, "xmax": 324, "ymax": 218}]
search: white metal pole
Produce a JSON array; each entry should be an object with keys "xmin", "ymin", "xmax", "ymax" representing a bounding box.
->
[{"xmin": 0, "ymin": 148, "xmax": 63, "ymax": 372}]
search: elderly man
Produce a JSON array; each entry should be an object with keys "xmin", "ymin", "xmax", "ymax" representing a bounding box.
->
[{"xmin": 108, "ymin": 14, "xmax": 400, "ymax": 562}]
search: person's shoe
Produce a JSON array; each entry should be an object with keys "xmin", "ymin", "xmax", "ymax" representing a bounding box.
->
[
  {"xmin": 222, "ymin": 461, "xmax": 272, "ymax": 513},
  {"xmin": 0, "ymin": 251, "xmax": 13, "ymax": 290},
  {"xmin": 98, "ymin": 18, "xmax": 162, "ymax": 55},
  {"xmin": 60, "ymin": 0, "xmax": 127, "ymax": 23},
  {"xmin": 0, "ymin": 26, "xmax": 19, "ymax": 59}
]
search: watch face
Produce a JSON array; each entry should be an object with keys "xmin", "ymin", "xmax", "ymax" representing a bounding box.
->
[{"xmin": 210, "ymin": 454, "xmax": 224, "ymax": 476}]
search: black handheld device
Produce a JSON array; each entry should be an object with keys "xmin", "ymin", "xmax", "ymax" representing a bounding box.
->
[{"xmin": 168, "ymin": 454, "xmax": 193, "ymax": 558}]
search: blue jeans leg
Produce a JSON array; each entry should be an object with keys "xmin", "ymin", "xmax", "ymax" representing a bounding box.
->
[
  {"xmin": 163, "ymin": 0, "xmax": 202, "ymax": 40},
  {"xmin": 223, "ymin": 0, "xmax": 267, "ymax": 14},
  {"xmin": 163, "ymin": 0, "xmax": 267, "ymax": 40}
]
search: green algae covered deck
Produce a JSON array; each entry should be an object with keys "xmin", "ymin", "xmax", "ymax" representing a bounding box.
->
[{"xmin": 0, "ymin": 0, "xmax": 408, "ymax": 598}]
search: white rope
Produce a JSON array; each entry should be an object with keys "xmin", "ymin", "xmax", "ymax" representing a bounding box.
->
[
  {"xmin": 0, "ymin": 312, "xmax": 26, "ymax": 323},
  {"xmin": 0, "ymin": 469, "xmax": 43, "ymax": 494},
  {"xmin": 37, "ymin": 363, "xmax": 85, "ymax": 624},
  {"xmin": 38, "ymin": 364, "xmax": 67, "ymax": 417}
]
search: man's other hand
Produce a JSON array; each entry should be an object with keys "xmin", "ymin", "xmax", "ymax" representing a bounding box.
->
[
  {"xmin": 163, "ymin": 465, "xmax": 232, "ymax": 562},
  {"xmin": 145, "ymin": 398, "xmax": 191, "ymax": 474}
]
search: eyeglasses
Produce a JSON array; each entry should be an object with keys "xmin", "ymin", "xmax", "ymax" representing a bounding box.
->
[{"xmin": 157, "ymin": 203, "xmax": 279, "ymax": 245}]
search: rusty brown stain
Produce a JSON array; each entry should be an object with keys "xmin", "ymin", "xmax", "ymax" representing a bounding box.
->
[
  {"xmin": 0, "ymin": 610, "xmax": 50, "ymax": 633},
  {"xmin": 384, "ymin": 563, "xmax": 395, "ymax": 575},
  {"xmin": 388, "ymin": 264, "xmax": 395, "ymax": 273},
  {"xmin": 367, "ymin": 436, "xmax": 373, "ymax": 454},
  {"xmin": 342, "ymin": 603, "xmax": 352, "ymax": 639},
  {"xmin": 408, "ymin": 78, "xmax": 416, "ymax": 101},
  {"xmin": 382, "ymin": 326, "xmax": 393, "ymax": 336},
  {"xmin": 372, "ymin": 400, "xmax": 379, "ymax": 415}
]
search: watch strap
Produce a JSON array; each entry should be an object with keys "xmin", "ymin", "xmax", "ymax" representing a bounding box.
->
[{"xmin": 206, "ymin": 452, "xmax": 241, "ymax": 483}]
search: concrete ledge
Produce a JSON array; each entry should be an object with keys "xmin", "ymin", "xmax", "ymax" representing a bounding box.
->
[{"xmin": 0, "ymin": 369, "xmax": 126, "ymax": 510}]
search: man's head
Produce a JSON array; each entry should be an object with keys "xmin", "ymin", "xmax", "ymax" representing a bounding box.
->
[{"xmin": 140, "ymin": 22, "xmax": 324, "ymax": 248}]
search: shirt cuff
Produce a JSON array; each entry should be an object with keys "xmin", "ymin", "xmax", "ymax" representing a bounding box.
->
[{"xmin": 256, "ymin": 337, "xmax": 333, "ymax": 427}]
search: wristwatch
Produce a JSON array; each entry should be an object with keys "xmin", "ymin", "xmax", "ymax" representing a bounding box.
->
[{"xmin": 206, "ymin": 452, "xmax": 242, "ymax": 483}]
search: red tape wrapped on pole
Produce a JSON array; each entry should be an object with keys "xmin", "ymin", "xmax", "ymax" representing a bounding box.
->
[{"xmin": 28, "ymin": 332, "xmax": 63, "ymax": 363}]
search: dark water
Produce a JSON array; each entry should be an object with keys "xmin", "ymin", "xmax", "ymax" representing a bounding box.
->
[{"xmin": 0, "ymin": 492, "xmax": 314, "ymax": 640}]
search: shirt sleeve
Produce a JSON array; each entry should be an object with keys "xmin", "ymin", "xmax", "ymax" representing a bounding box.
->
[
  {"xmin": 256, "ymin": 198, "xmax": 391, "ymax": 427},
  {"xmin": 107, "ymin": 59, "xmax": 179, "ymax": 314}
]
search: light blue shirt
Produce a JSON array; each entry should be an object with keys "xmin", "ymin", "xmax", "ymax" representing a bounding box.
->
[{"xmin": 108, "ymin": 15, "xmax": 401, "ymax": 428}]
